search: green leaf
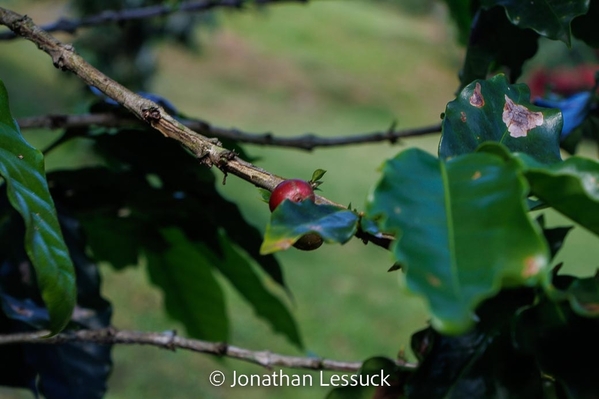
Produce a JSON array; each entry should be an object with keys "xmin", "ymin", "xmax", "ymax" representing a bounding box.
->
[
  {"xmin": 260, "ymin": 201, "xmax": 359, "ymax": 255},
  {"xmin": 514, "ymin": 297, "xmax": 599, "ymax": 397},
  {"xmin": 0, "ymin": 80, "xmax": 75, "ymax": 334},
  {"xmin": 538, "ymin": 216, "xmax": 573, "ymax": 260},
  {"xmin": 366, "ymin": 148, "xmax": 550, "ymax": 334},
  {"xmin": 459, "ymin": 7, "xmax": 539, "ymax": 90},
  {"xmin": 407, "ymin": 289, "xmax": 541, "ymax": 398},
  {"xmin": 441, "ymin": 74, "xmax": 563, "ymax": 164},
  {"xmin": 146, "ymin": 228, "xmax": 228, "ymax": 341},
  {"xmin": 326, "ymin": 357, "xmax": 408, "ymax": 399},
  {"xmin": 90, "ymin": 128, "xmax": 286, "ymax": 288},
  {"xmin": 523, "ymin": 155, "xmax": 599, "ymax": 235},
  {"xmin": 209, "ymin": 232, "xmax": 302, "ymax": 348},
  {"xmin": 440, "ymin": 0, "xmax": 474, "ymax": 45},
  {"xmin": 310, "ymin": 169, "xmax": 327, "ymax": 183},
  {"xmin": 564, "ymin": 273, "xmax": 599, "ymax": 317},
  {"xmin": 258, "ymin": 188, "xmax": 271, "ymax": 203},
  {"xmin": 481, "ymin": 0, "xmax": 590, "ymax": 45},
  {"xmin": 572, "ymin": 0, "xmax": 599, "ymax": 47}
]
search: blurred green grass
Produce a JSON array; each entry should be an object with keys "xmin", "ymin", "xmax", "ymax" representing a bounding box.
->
[{"xmin": 1, "ymin": 1, "xmax": 598, "ymax": 399}]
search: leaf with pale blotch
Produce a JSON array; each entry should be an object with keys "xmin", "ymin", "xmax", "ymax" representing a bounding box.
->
[
  {"xmin": 260, "ymin": 201, "xmax": 358, "ymax": 255},
  {"xmin": 0, "ymin": 80, "xmax": 75, "ymax": 334},
  {"xmin": 366, "ymin": 148, "xmax": 550, "ymax": 335},
  {"xmin": 481, "ymin": 0, "xmax": 590, "ymax": 45},
  {"xmin": 440, "ymin": 74, "xmax": 562, "ymax": 164}
]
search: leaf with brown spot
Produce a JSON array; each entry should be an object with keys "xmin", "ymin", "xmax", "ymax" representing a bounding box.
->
[
  {"xmin": 440, "ymin": 74, "xmax": 562, "ymax": 164},
  {"xmin": 469, "ymin": 82, "xmax": 485, "ymax": 107}
]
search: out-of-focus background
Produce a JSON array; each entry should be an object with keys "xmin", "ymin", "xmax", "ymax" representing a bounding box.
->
[{"xmin": 1, "ymin": 0, "xmax": 598, "ymax": 398}]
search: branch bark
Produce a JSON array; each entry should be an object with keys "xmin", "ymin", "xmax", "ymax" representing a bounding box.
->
[
  {"xmin": 0, "ymin": 328, "xmax": 417, "ymax": 372},
  {"xmin": 0, "ymin": 0, "xmax": 309, "ymax": 40},
  {"xmin": 0, "ymin": 6, "xmax": 394, "ymax": 249},
  {"xmin": 17, "ymin": 113, "xmax": 441, "ymax": 151}
]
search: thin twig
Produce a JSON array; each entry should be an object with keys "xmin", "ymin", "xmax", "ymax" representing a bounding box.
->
[
  {"xmin": 17, "ymin": 113, "xmax": 442, "ymax": 151},
  {"xmin": 0, "ymin": 0, "xmax": 309, "ymax": 40},
  {"xmin": 0, "ymin": 328, "xmax": 417, "ymax": 372},
  {"xmin": 0, "ymin": 7, "xmax": 394, "ymax": 250}
]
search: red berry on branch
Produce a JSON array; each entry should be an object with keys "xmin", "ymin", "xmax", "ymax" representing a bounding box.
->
[
  {"xmin": 268, "ymin": 179, "xmax": 323, "ymax": 251},
  {"xmin": 269, "ymin": 179, "xmax": 315, "ymax": 212}
]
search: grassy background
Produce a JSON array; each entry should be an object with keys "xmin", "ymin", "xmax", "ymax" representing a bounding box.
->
[{"xmin": 1, "ymin": 1, "xmax": 598, "ymax": 398}]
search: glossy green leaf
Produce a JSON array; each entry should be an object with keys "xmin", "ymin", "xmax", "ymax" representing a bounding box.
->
[
  {"xmin": 366, "ymin": 148, "xmax": 550, "ymax": 334},
  {"xmin": 481, "ymin": 0, "xmax": 590, "ymax": 45},
  {"xmin": 522, "ymin": 155, "xmax": 599, "ymax": 235},
  {"xmin": 260, "ymin": 201, "xmax": 359, "ymax": 255},
  {"xmin": 146, "ymin": 228, "xmax": 228, "ymax": 341},
  {"xmin": 209, "ymin": 232, "xmax": 302, "ymax": 348},
  {"xmin": 441, "ymin": 74, "xmax": 563, "ymax": 164},
  {"xmin": 459, "ymin": 7, "xmax": 539, "ymax": 90},
  {"xmin": 0, "ymin": 80, "xmax": 75, "ymax": 334}
]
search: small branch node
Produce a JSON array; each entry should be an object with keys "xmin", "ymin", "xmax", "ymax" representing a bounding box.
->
[{"xmin": 142, "ymin": 107, "xmax": 162, "ymax": 124}]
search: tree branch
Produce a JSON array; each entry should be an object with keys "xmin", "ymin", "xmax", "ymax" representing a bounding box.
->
[
  {"xmin": 0, "ymin": 7, "xmax": 394, "ymax": 249},
  {"xmin": 17, "ymin": 113, "xmax": 442, "ymax": 151},
  {"xmin": 0, "ymin": 328, "xmax": 417, "ymax": 372},
  {"xmin": 0, "ymin": 0, "xmax": 308, "ymax": 40}
]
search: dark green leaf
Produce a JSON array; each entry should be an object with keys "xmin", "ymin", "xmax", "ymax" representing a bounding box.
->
[
  {"xmin": 209, "ymin": 232, "xmax": 302, "ymax": 348},
  {"xmin": 366, "ymin": 148, "xmax": 550, "ymax": 334},
  {"xmin": 0, "ymin": 209, "xmax": 111, "ymax": 399},
  {"xmin": 441, "ymin": 74, "xmax": 562, "ymax": 164},
  {"xmin": 536, "ymin": 214, "xmax": 573, "ymax": 260},
  {"xmin": 326, "ymin": 357, "xmax": 408, "ymax": 399},
  {"xmin": 260, "ymin": 201, "xmax": 359, "ymax": 254},
  {"xmin": 459, "ymin": 7, "xmax": 539, "ymax": 90},
  {"xmin": 146, "ymin": 228, "xmax": 228, "ymax": 341},
  {"xmin": 79, "ymin": 214, "xmax": 142, "ymax": 270},
  {"xmin": 0, "ymin": 79, "xmax": 75, "ymax": 334},
  {"xmin": 407, "ymin": 289, "xmax": 541, "ymax": 399},
  {"xmin": 440, "ymin": 0, "xmax": 474, "ymax": 45},
  {"xmin": 572, "ymin": 0, "xmax": 599, "ymax": 47},
  {"xmin": 90, "ymin": 129, "xmax": 286, "ymax": 287},
  {"xmin": 514, "ymin": 297, "xmax": 599, "ymax": 398},
  {"xmin": 562, "ymin": 272, "xmax": 599, "ymax": 317},
  {"xmin": 481, "ymin": 0, "xmax": 589, "ymax": 45}
]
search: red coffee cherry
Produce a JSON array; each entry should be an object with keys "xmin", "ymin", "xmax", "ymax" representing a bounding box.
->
[{"xmin": 269, "ymin": 179, "xmax": 316, "ymax": 212}]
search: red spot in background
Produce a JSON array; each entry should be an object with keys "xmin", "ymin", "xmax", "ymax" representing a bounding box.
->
[{"xmin": 528, "ymin": 64, "xmax": 598, "ymax": 98}]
